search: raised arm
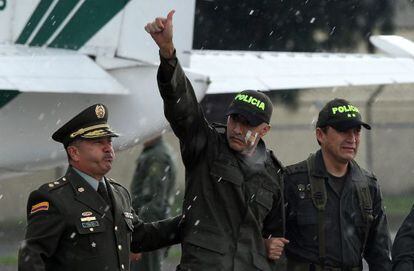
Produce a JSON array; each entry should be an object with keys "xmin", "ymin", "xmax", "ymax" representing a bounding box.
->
[{"xmin": 145, "ymin": 11, "xmax": 215, "ymax": 167}]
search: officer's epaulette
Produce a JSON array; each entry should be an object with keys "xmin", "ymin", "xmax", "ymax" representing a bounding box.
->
[
  {"xmin": 43, "ymin": 176, "xmax": 70, "ymax": 191},
  {"xmin": 285, "ymin": 160, "xmax": 308, "ymax": 175}
]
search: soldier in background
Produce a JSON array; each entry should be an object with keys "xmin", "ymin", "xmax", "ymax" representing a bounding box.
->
[{"xmin": 130, "ymin": 135, "xmax": 177, "ymax": 271}]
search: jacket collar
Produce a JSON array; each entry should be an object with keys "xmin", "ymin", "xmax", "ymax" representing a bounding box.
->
[
  {"xmin": 310, "ymin": 149, "xmax": 364, "ymax": 182},
  {"xmin": 67, "ymin": 166, "xmax": 113, "ymax": 222}
]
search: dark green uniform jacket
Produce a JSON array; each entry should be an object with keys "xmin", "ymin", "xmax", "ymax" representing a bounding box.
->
[
  {"xmin": 131, "ymin": 137, "xmax": 176, "ymax": 222},
  {"xmin": 130, "ymin": 137, "xmax": 176, "ymax": 271},
  {"xmin": 284, "ymin": 150, "xmax": 391, "ymax": 270},
  {"xmin": 392, "ymin": 205, "xmax": 414, "ymax": 271},
  {"xmin": 18, "ymin": 166, "xmax": 180, "ymax": 271},
  {"xmin": 157, "ymin": 57, "xmax": 284, "ymax": 271}
]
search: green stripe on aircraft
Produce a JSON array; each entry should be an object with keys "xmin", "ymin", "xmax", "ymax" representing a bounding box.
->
[
  {"xmin": 15, "ymin": 0, "xmax": 54, "ymax": 44},
  {"xmin": 0, "ymin": 90, "xmax": 20, "ymax": 108},
  {"xmin": 49, "ymin": 0, "xmax": 130, "ymax": 50},
  {"xmin": 0, "ymin": 0, "xmax": 7, "ymax": 11},
  {"xmin": 30, "ymin": 0, "xmax": 80, "ymax": 46}
]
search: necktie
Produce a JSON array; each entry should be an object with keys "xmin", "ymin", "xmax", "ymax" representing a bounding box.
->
[{"xmin": 97, "ymin": 181, "xmax": 111, "ymax": 208}]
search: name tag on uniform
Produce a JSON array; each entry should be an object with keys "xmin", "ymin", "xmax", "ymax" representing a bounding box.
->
[
  {"xmin": 82, "ymin": 221, "xmax": 100, "ymax": 228},
  {"xmin": 123, "ymin": 212, "xmax": 133, "ymax": 219}
]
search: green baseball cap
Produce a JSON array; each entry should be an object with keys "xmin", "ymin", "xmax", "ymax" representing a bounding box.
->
[
  {"xmin": 316, "ymin": 98, "xmax": 371, "ymax": 131},
  {"xmin": 226, "ymin": 90, "xmax": 273, "ymax": 126}
]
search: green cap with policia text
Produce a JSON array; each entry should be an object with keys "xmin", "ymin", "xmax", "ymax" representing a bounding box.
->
[
  {"xmin": 52, "ymin": 104, "xmax": 119, "ymax": 147},
  {"xmin": 226, "ymin": 90, "xmax": 273, "ymax": 126},
  {"xmin": 316, "ymin": 98, "xmax": 371, "ymax": 131}
]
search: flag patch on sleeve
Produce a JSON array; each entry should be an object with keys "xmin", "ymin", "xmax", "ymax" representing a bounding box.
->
[{"xmin": 30, "ymin": 202, "xmax": 49, "ymax": 214}]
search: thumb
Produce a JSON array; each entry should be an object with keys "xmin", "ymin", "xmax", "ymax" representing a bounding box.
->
[
  {"xmin": 167, "ymin": 10, "xmax": 175, "ymax": 23},
  {"xmin": 280, "ymin": 238, "xmax": 290, "ymax": 244}
]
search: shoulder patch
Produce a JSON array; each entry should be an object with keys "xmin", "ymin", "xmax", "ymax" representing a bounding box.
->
[
  {"xmin": 285, "ymin": 160, "xmax": 308, "ymax": 175},
  {"xmin": 30, "ymin": 201, "xmax": 49, "ymax": 214}
]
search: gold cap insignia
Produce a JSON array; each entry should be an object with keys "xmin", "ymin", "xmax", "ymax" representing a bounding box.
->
[{"xmin": 95, "ymin": 105, "xmax": 105, "ymax": 119}]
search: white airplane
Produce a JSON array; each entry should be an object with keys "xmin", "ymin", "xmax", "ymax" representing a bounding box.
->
[{"xmin": 0, "ymin": 0, "xmax": 414, "ymax": 180}]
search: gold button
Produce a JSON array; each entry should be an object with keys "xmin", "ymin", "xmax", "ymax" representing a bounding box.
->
[
  {"xmin": 114, "ymin": 226, "xmax": 118, "ymax": 231},
  {"xmin": 118, "ymin": 245, "xmax": 122, "ymax": 250},
  {"xmin": 89, "ymin": 228, "xmax": 94, "ymax": 232}
]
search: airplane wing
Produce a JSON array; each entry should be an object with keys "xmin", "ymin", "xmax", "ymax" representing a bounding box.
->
[
  {"xmin": 0, "ymin": 45, "xmax": 128, "ymax": 94},
  {"xmin": 190, "ymin": 50, "xmax": 414, "ymax": 94}
]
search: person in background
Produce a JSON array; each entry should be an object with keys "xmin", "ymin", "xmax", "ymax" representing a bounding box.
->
[{"xmin": 130, "ymin": 135, "xmax": 177, "ymax": 271}]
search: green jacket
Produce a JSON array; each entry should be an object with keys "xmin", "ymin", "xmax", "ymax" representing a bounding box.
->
[
  {"xmin": 18, "ymin": 166, "xmax": 180, "ymax": 271},
  {"xmin": 130, "ymin": 137, "xmax": 176, "ymax": 222},
  {"xmin": 157, "ymin": 56, "xmax": 284, "ymax": 271}
]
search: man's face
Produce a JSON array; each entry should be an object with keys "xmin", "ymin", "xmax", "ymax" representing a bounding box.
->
[
  {"xmin": 317, "ymin": 126, "xmax": 361, "ymax": 164},
  {"xmin": 226, "ymin": 114, "xmax": 269, "ymax": 154},
  {"xmin": 68, "ymin": 137, "xmax": 115, "ymax": 179}
]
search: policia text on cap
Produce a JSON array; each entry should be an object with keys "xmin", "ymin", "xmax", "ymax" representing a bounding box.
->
[
  {"xmin": 145, "ymin": 10, "xmax": 288, "ymax": 271},
  {"xmin": 284, "ymin": 98, "xmax": 392, "ymax": 271}
]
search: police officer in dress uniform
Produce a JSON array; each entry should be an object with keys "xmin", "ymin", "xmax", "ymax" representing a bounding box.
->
[
  {"xmin": 284, "ymin": 99, "xmax": 392, "ymax": 271},
  {"xmin": 18, "ymin": 104, "xmax": 181, "ymax": 271},
  {"xmin": 145, "ymin": 11, "xmax": 288, "ymax": 271}
]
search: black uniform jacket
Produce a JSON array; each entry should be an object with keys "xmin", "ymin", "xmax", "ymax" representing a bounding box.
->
[
  {"xmin": 18, "ymin": 166, "xmax": 180, "ymax": 271},
  {"xmin": 157, "ymin": 57, "xmax": 284, "ymax": 271},
  {"xmin": 284, "ymin": 150, "xmax": 392, "ymax": 270},
  {"xmin": 392, "ymin": 205, "xmax": 414, "ymax": 271}
]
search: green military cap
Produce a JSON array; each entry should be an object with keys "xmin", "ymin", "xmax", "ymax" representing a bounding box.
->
[{"xmin": 52, "ymin": 104, "xmax": 119, "ymax": 147}]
